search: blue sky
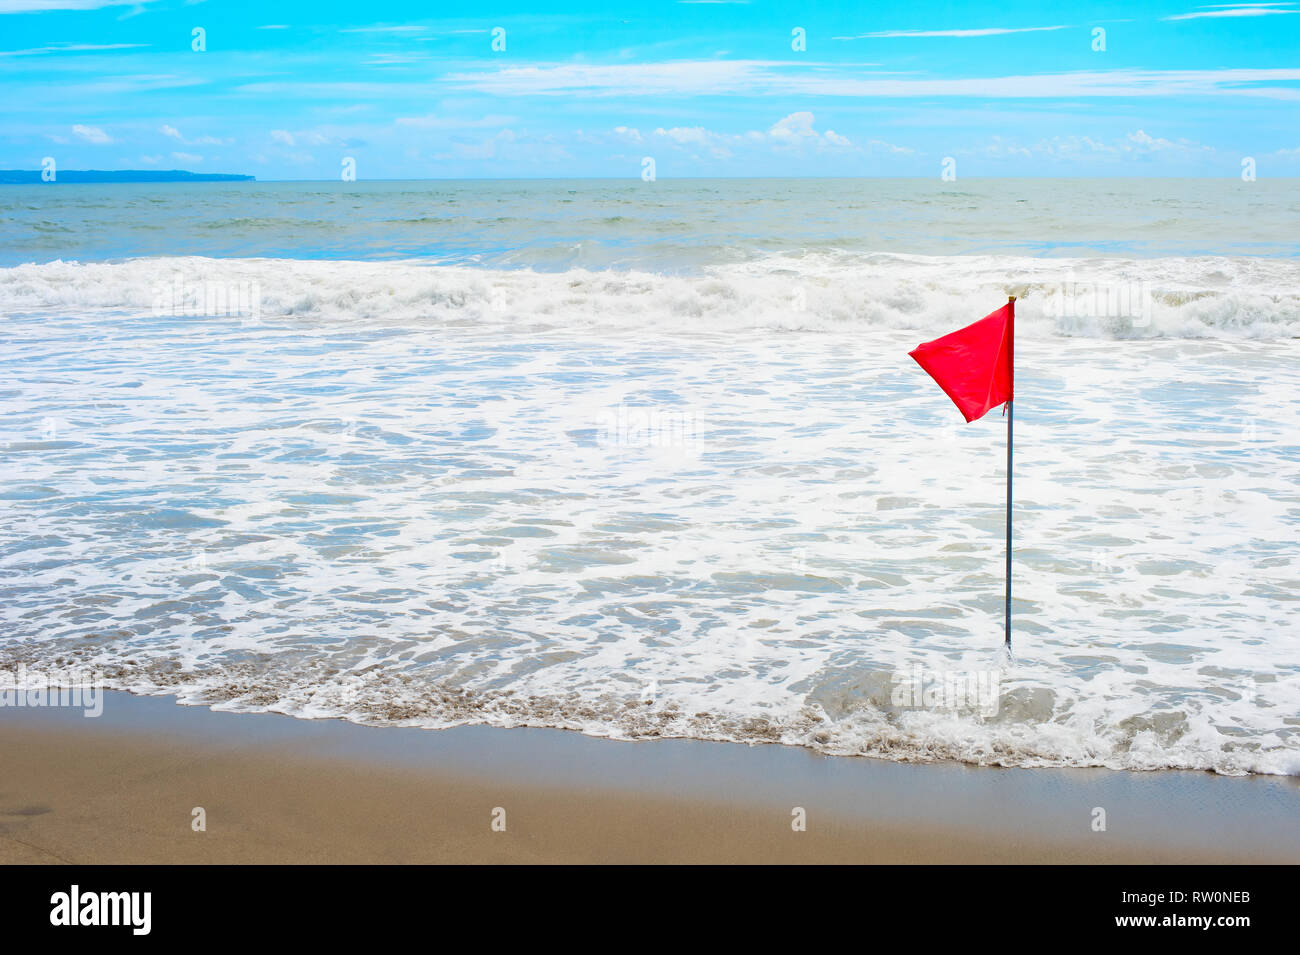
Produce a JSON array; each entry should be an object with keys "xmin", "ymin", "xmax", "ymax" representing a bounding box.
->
[{"xmin": 2, "ymin": 0, "xmax": 1298, "ymax": 178}]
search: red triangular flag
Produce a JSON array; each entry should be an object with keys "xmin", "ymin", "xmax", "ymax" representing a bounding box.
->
[{"xmin": 909, "ymin": 302, "xmax": 1013, "ymax": 423}]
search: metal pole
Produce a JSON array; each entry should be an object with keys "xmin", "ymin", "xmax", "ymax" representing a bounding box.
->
[{"xmin": 1005, "ymin": 296, "xmax": 1015, "ymax": 649}]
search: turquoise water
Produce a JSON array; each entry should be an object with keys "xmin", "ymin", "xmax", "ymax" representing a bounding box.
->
[
  {"xmin": 0, "ymin": 178, "xmax": 1298, "ymax": 775},
  {"xmin": 4, "ymin": 178, "xmax": 1299, "ymax": 269}
]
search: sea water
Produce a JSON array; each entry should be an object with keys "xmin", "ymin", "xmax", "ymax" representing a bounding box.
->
[{"xmin": 1, "ymin": 178, "xmax": 1297, "ymax": 775}]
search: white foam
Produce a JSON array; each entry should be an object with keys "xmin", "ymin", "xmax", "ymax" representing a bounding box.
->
[
  {"xmin": 0, "ymin": 252, "xmax": 1297, "ymax": 339},
  {"xmin": 1, "ymin": 255, "xmax": 1297, "ymax": 775}
]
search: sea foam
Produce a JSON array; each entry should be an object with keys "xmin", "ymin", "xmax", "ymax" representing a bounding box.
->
[
  {"xmin": 0, "ymin": 252, "xmax": 1297, "ymax": 339},
  {"xmin": 1, "ymin": 254, "xmax": 1297, "ymax": 775}
]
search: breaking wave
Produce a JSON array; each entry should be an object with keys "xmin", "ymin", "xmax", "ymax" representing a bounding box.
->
[
  {"xmin": 1, "ymin": 252, "xmax": 1297, "ymax": 339},
  {"xmin": 2, "ymin": 251, "xmax": 1298, "ymax": 777}
]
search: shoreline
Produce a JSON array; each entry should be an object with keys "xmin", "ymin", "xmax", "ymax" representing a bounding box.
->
[{"xmin": 1, "ymin": 691, "xmax": 1296, "ymax": 864}]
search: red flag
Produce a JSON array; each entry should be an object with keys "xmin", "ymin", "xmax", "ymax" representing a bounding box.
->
[{"xmin": 909, "ymin": 301, "xmax": 1013, "ymax": 423}]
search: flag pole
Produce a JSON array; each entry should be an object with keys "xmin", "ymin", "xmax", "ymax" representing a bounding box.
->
[{"xmin": 1005, "ymin": 296, "xmax": 1015, "ymax": 650}]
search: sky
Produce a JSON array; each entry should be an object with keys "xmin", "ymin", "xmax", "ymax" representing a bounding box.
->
[{"xmin": 1, "ymin": 0, "xmax": 1298, "ymax": 179}]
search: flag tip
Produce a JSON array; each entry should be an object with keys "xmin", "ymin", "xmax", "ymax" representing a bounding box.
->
[{"xmin": 1008, "ymin": 295, "xmax": 1016, "ymax": 303}]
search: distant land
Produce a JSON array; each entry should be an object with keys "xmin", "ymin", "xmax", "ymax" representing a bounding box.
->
[{"xmin": 0, "ymin": 170, "xmax": 254, "ymax": 184}]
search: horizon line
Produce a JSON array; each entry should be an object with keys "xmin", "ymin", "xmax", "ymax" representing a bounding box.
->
[{"xmin": 7, "ymin": 172, "xmax": 1295, "ymax": 183}]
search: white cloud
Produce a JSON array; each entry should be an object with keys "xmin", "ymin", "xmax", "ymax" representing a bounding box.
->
[
  {"xmin": 446, "ymin": 60, "xmax": 777, "ymax": 98},
  {"xmin": 395, "ymin": 113, "xmax": 517, "ymax": 129},
  {"xmin": 339, "ymin": 24, "xmax": 426, "ymax": 33},
  {"xmin": 0, "ymin": 0, "xmax": 157, "ymax": 11},
  {"xmin": 649, "ymin": 112, "xmax": 860, "ymax": 159},
  {"xmin": 865, "ymin": 138, "xmax": 912, "ymax": 154},
  {"xmin": 0, "ymin": 42, "xmax": 146, "ymax": 56},
  {"xmin": 1165, "ymin": 3, "xmax": 1296, "ymax": 19},
  {"xmin": 445, "ymin": 60, "xmax": 1300, "ymax": 100},
  {"xmin": 366, "ymin": 54, "xmax": 427, "ymax": 66},
  {"xmin": 656, "ymin": 125, "xmax": 713, "ymax": 145},
  {"xmin": 968, "ymin": 129, "xmax": 1213, "ymax": 161},
  {"xmin": 768, "ymin": 111, "xmax": 815, "ymax": 140},
  {"xmin": 58, "ymin": 74, "xmax": 205, "ymax": 96},
  {"xmin": 977, "ymin": 136, "xmax": 1034, "ymax": 159},
  {"xmin": 430, "ymin": 129, "xmax": 572, "ymax": 163},
  {"xmin": 270, "ymin": 129, "xmax": 296, "ymax": 146},
  {"xmin": 836, "ymin": 25, "xmax": 1070, "ymax": 39},
  {"xmin": 435, "ymin": 129, "xmax": 515, "ymax": 160},
  {"xmin": 768, "ymin": 111, "xmax": 852, "ymax": 148},
  {"xmin": 161, "ymin": 124, "xmax": 230, "ymax": 146},
  {"xmin": 170, "ymin": 151, "xmax": 202, "ymax": 163},
  {"xmin": 71, "ymin": 123, "xmax": 111, "ymax": 144},
  {"xmin": 1125, "ymin": 128, "xmax": 1211, "ymax": 152}
]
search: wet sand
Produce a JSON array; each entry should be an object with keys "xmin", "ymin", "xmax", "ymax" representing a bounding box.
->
[{"xmin": 0, "ymin": 691, "xmax": 1295, "ymax": 864}]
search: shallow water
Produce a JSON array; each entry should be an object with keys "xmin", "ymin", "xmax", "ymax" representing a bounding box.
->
[{"xmin": 1, "ymin": 179, "xmax": 1298, "ymax": 775}]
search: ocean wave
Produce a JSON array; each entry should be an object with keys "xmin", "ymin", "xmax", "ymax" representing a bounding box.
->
[
  {"xmin": 3, "ymin": 249, "xmax": 1298, "ymax": 779},
  {"xmin": 2, "ymin": 648, "xmax": 1295, "ymax": 776},
  {"xmin": 0, "ymin": 252, "xmax": 1297, "ymax": 339}
]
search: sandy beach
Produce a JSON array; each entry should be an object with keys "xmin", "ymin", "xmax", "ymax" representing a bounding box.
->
[{"xmin": 0, "ymin": 691, "xmax": 1294, "ymax": 865}]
